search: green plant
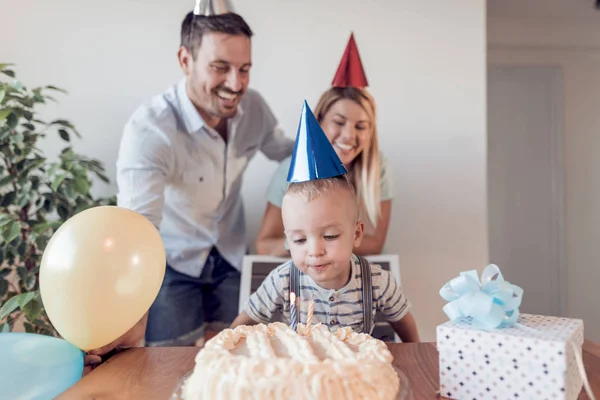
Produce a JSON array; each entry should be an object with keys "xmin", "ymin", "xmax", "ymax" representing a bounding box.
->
[{"xmin": 0, "ymin": 63, "xmax": 115, "ymax": 336}]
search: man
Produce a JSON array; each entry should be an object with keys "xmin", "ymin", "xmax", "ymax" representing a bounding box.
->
[{"xmin": 88, "ymin": 4, "xmax": 293, "ymax": 361}]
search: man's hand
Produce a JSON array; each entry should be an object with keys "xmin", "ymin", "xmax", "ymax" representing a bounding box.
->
[
  {"xmin": 82, "ymin": 313, "xmax": 148, "ymax": 375},
  {"xmin": 83, "ymin": 354, "xmax": 102, "ymax": 376},
  {"xmin": 89, "ymin": 312, "xmax": 148, "ymax": 356}
]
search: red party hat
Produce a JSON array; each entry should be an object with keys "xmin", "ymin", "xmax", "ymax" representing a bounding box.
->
[{"xmin": 331, "ymin": 33, "xmax": 368, "ymax": 88}]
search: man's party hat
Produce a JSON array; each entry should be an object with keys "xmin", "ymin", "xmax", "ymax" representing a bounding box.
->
[{"xmin": 193, "ymin": 0, "xmax": 235, "ymax": 16}]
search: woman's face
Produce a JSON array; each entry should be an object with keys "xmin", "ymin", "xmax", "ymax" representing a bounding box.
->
[{"xmin": 320, "ymin": 99, "xmax": 373, "ymax": 166}]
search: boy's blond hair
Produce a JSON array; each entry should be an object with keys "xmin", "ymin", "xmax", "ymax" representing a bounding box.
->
[{"xmin": 284, "ymin": 175, "xmax": 359, "ymax": 221}]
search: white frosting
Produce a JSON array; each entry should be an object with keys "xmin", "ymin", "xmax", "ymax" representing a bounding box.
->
[{"xmin": 181, "ymin": 322, "xmax": 400, "ymax": 400}]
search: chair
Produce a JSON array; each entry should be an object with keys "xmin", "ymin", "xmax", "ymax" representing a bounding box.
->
[{"xmin": 238, "ymin": 254, "xmax": 402, "ymax": 342}]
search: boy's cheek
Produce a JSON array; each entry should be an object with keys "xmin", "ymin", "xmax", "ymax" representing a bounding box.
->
[
  {"xmin": 295, "ymin": 264, "xmax": 309, "ymax": 275},
  {"xmin": 287, "ymin": 251, "xmax": 304, "ymax": 270}
]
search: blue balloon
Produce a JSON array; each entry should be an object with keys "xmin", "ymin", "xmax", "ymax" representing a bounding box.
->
[
  {"xmin": 0, "ymin": 332, "xmax": 84, "ymax": 400},
  {"xmin": 287, "ymin": 100, "xmax": 347, "ymax": 183}
]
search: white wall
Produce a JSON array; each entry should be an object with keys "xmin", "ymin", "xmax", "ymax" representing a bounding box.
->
[
  {"xmin": 488, "ymin": 8, "xmax": 600, "ymax": 341},
  {"xmin": 2, "ymin": 0, "xmax": 488, "ymax": 341}
]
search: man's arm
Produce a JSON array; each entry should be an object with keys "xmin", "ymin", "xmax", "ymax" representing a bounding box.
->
[
  {"xmin": 260, "ymin": 123, "xmax": 294, "ymax": 161},
  {"xmin": 86, "ymin": 118, "xmax": 172, "ymax": 360},
  {"xmin": 254, "ymin": 92, "xmax": 294, "ymax": 161},
  {"xmin": 116, "ymin": 119, "xmax": 172, "ymax": 227}
]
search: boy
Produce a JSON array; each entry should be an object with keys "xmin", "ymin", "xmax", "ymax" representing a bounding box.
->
[{"xmin": 231, "ymin": 101, "xmax": 419, "ymax": 342}]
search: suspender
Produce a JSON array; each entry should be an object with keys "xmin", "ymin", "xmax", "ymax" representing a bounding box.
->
[
  {"xmin": 359, "ymin": 255, "xmax": 373, "ymax": 334},
  {"xmin": 289, "ymin": 260, "xmax": 301, "ymax": 320},
  {"xmin": 289, "ymin": 256, "xmax": 373, "ymax": 334}
]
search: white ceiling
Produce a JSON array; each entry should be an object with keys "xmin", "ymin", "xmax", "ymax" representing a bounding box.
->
[{"xmin": 488, "ymin": 0, "xmax": 600, "ymax": 23}]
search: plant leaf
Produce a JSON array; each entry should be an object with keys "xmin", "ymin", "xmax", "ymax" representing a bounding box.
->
[
  {"xmin": 13, "ymin": 132, "xmax": 24, "ymax": 143},
  {"xmin": 1, "ymin": 191, "xmax": 16, "ymax": 207},
  {"xmin": 0, "ymin": 90, "xmax": 5, "ymax": 104},
  {"xmin": 0, "ymin": 175, "xmax": 14, "ymax": 189},
  {"xmin": 45, "ymin": 85, "xmax": 67, "ymax": 94},
  {"xmin": 6, "ymin": 112, "xmax": 18, "ymax": 128},
  {"xmin": 51, "ymin": 175, "xmax": 65, "ymax": 191},
  {"xmin": 58, "ymin": 129, "xmax": 70, "ymax": 142},
  {"xmin": 10, "ymin": 79, "xmax": 24, "ymax": 90},
  {"xmin": 57, "ymin": 204, "xmax": 69, "ymax": 220},
  {"xmin": 0, "ymin": 279, "xmax": 8, "ymax": 297},
  {"xmin": 0, "ymin": 215, "xmax": 16, "ymax": 228},
  {"xmin": 50, "ymin": 119, "xmax": 73, "ymax": 129},
  {"xmin": 25, "ymin": 275, "xmax": 36, "ymax": 291},
  {"xmin": 16, "ymin": 292, "xmax": 36, "ymax": 308},
  {"xmin": 0, "ymin": 295, "xmax": 20, "ymax": 319},
  {"xmin": 32, "ymin": 222, "xmax": 53, "ymax": 234},
  {"xmin": 2, "ymin": 70, "xmax": 16, "ymax": 78},
  {"xmin": 5, "ymin": 221, "xmax": 21, "ymax": 243},
  {"xmin": 0, "ymin": 109, "xmax": 11, "ymax": 121},
  {"xmin": 47, "ymin": 163, "xmax": 59, "ymax": 177},
  {"xmin": 73, "ymin": 176, "xmax": 90, "ymax": 195},
  {"xmin": 23, "ymin": 297, "xmax": 42, "ymax": 321},
  {"xmin": 35, "ymin": 234, "xmax": 49, "ymax": 251},
  {"xmin": 23, "ymin": 322, "xmax": 35, "ymax": 333}
]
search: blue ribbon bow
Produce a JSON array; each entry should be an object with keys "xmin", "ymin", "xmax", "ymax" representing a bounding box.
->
[{"xmin": 439, "ymin": 264, "xmax": 523, "ymax": 330}]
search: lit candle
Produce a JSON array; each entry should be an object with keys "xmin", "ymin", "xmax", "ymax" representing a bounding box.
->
[
  {"xmin": 306, "ymin": 293, "xmax": 314, "ymax": 328},
  {"xmin": 290, "ymin": 291, "xmax": 297, "ymax": 331}
]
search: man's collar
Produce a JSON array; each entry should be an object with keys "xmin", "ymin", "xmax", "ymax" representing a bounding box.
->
[{"xmin": 177, "ymin": 77, "xmax": 245, "ymax": 136}]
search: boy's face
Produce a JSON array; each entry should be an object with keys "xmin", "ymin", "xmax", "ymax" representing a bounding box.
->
[{"xmin": 282, "ymin": 187, "xmax": 364, "ymax": 290}]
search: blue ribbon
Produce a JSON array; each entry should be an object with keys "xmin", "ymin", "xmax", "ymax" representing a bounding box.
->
[{"xmin": 439, "ymin": 264, "xmax": 523, "ymax": 330}]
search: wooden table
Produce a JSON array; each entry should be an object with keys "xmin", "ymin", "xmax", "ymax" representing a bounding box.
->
[{"xmin": 58, "ymin": 340, "xmax": 600, "ymax": 400}]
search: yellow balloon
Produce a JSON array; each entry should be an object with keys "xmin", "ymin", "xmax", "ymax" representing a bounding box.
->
[{"xmin": 40, "ymin": 206, "xmax": 166, "ymax": 351}]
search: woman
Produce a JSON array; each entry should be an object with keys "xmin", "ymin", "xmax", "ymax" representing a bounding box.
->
[{"xmin": 255, "ymin": 85, "xmax": 393, "ymax": 256}]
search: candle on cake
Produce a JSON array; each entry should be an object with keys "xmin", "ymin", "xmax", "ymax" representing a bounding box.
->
[
  {"xmin": 289, "ymin": 291, "xmax": 297, "ymax": 331},
  {"xmin": 306, "ymin": 293, "xmax": 314, "ymax": 328}
]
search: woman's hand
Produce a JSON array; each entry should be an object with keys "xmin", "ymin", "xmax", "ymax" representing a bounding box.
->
[{"xmin": 255, "ymin": 203, "xmax": 289, "ymax": 257}]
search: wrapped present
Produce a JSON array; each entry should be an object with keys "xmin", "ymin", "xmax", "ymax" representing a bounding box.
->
[{"xmin": 437, "ymin": 265, "xmax": 585, "ymax": 400}]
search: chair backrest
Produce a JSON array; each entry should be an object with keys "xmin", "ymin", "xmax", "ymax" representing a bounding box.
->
[{"xmin": 238, "ymin": 254, "xmax": 402, "ymax": 342}]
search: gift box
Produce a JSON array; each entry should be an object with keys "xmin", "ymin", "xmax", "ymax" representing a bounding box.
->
[
  {"xmin": 437, "ymin": 265, "xmax": 585, "ymax": 400},
  {"xmin": 437, "ymin": 313, "xmax": 584, "ymax": 400}
]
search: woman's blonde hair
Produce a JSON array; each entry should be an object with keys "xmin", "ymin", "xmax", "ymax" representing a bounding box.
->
[{"xmin": 313, "ymin": 87, "xmax": 381, "ymax": 227}]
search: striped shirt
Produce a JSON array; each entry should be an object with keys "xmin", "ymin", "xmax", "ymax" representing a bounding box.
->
[{"xmin": 245, "ymin": 254, "xmax": 411, "ymax": 334}]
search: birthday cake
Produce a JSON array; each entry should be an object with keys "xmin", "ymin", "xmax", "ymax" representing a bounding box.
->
[{"xmin": 180, "ymin": 322, "xmax": 401, "ymax": 400}]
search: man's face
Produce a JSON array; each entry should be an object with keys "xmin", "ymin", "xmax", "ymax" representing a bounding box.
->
[{"xmin": 179, "ymin": 31, "xmax": 251, "ymax": 119}]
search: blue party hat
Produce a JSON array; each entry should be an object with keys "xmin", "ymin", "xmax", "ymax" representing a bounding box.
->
[{"xmin": 287, "ymin": 100, "xmax": 347, "ymax": 183}]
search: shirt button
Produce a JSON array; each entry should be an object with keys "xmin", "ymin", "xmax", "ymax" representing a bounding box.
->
[
  {"xmin": 330, "ymin": 319, "xmax": 337, "ymax": 325},
  {"xmin": 329, "ymin": 296, "xmax": 335, "ymax": 302}
]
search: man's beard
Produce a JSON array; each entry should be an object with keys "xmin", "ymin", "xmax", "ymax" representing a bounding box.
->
[{"xmin": 209, "ymin": 86, "xmax": 244, "ymax": 118}]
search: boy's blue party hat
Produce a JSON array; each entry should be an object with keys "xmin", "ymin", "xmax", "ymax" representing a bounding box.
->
[{"xmin": 287, "ymin": 100, "xmax": 347, "ymax": 183}]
